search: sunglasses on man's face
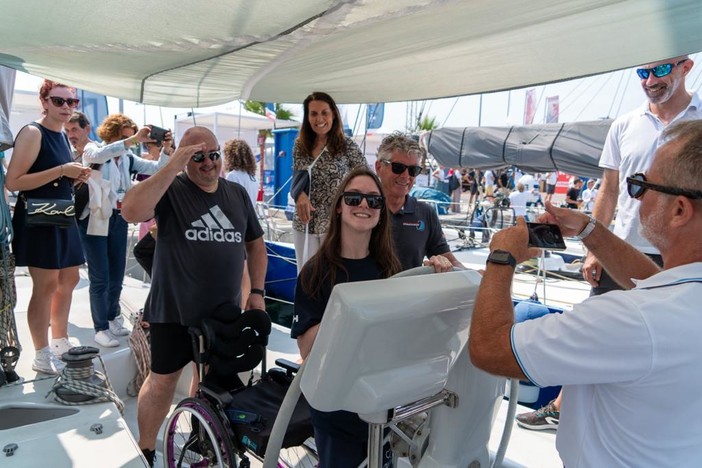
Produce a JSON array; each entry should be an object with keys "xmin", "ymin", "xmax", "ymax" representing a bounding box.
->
[
  {"xmin": 342, "ymin": 192, "xmax": 385, "ymax": 209},
  {"xmin": 635, "ymin": 59, "xmax": 687, "ymax": 80},
  {"xmin": 626, "ymin": 172, "xmax": 702, "ymax": 200},
  {"xmin": 191, "ymin": 151, "xmax": 221, "ymax": 163},
  {"xmin": 381, "ymin": 160, "xmax": 423, "ymax": 177},
  {"xmin": 47, "ymin": 96, "xmax": 80, "ymax": 108}
]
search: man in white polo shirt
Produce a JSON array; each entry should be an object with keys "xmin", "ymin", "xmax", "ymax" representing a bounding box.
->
[{"xmin": 469, "ymin": 119, "xmax": 702, "ymax": 467}]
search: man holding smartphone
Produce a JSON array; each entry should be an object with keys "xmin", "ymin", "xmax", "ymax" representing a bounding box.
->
[
  {"xmin": 469, "ymin": 119, "xmax": 702, "ymax": 466},
  {"xmin": 516, "ymin": 54, "xmax": 702, "ymax": 431}
]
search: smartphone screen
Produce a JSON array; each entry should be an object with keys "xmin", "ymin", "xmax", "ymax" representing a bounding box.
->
[{"xmin": 526, "ymin": 222, "xmax": 566, "ymax": 250}]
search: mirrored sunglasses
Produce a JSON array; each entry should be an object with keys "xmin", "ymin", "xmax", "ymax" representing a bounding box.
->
[
  {"xmin": 626, "ymin": 172, "xmax": 702, "ymax": 200},
  {"xmin": 381, "ymin": 160, "xmax": 422, "ymax": 177},
  {"xmin": 48, "ymin": 96, "xmax": 80, "ymax": 108},
  {"xmin": 342, "ymin": 192, "xmax": 385, "ymax": 209},
  {"xmin": 191, "ymin": 151, "xmax": 221, "ymax": 163},
  {"xmin": 636, "ymin": 59, "xmax": 686, "ymax": 80}
]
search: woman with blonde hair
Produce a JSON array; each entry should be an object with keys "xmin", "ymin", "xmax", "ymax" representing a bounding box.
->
[{"xmin": 6, "ymin": 79, "xmax": 91, "ymax": 373}]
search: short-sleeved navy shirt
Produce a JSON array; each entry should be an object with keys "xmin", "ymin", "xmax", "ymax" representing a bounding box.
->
[
  {"xmin": 390, "ymin": 195, "xmax": 450, "ymax": 271},
  {"xmin": 147, "ymin": 174, "xmax": 264, "ymax": 326},
  {"xmin": 291, "ymin": 255, "xmax": 381, "ymax": 338}
]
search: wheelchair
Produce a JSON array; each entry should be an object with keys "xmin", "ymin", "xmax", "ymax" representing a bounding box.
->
[{"xmin": 162, "ymin": 304, "xmax": 316, "ymax": 467}]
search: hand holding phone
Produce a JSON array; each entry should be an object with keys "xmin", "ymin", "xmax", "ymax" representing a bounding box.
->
[
  {"xmin": 148, "ymin": 125, "xmax": 169, "ymax": 144},
  {"xmin": 526, "ymin": 222, "xmax": 566, "ymax": 250}
]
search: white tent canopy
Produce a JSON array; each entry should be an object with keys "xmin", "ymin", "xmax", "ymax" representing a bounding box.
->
[{"xmin": 1, "ymin": 0, "xmax": 700, "ymax": 107}]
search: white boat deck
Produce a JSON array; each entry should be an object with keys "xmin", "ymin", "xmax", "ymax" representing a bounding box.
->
[{"xmin": 2, "ymin": 260, "xmax": 565, "ymax": 467}]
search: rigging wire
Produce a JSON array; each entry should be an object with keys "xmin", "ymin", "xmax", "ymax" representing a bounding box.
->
[
  {"xmin": 574, "ymin": 73, "xmax": 617, "ymax": 121},
  {"xmin": 606, "ymin": 71, "xmax": 626, "ymax": 118}
]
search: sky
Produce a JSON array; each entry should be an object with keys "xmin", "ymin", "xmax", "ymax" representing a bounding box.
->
[{"xmin": 11, "ymin": 52, "xmax": 702, "ymax": 135}]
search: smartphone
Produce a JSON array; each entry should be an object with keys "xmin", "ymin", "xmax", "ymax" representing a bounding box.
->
[
  {"xmin": 149, "ymin": 125, "xmax": 169, "ymax": 144},
  {"xmin": 526, "ymin": 222, "xmax": 566, "ymax": 250}
]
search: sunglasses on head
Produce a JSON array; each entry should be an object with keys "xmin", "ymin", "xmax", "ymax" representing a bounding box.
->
[
  {"xmin": 381, "ymin": 160, "xmax": 423, "ymax": 177},
  {"xmin": 191, "ymin": 151, "xmax": 221, "ymax": 163},
  {"xmin": 636, "ymin": 59, "xmax": 687, "ymax": 80},
  {"xmin": 626, "ymin": 172, "xmax": 702, "ymax": 200},
  {"xmin": 342, "ymin": 192, "xmax": 385, "ymax": 209},
  {"xmin": 47, "ymin": 96, "xmax": 80, "ymax": 108}
]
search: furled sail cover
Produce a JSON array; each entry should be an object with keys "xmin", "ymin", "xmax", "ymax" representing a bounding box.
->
[{"xmin": 426, "ymin": 120, "xmax": 613, "ymax": 178}]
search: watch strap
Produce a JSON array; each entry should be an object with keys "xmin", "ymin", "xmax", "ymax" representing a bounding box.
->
[
  {"xmin": 576, "ymin": 216, "xmax": 597, "ymax": 240},
  {"xmin": 250, "ymin": 288, "xmax": 265, "ymax": 297},
  {"xmin": 487, "ymin": 249, "xmax": 517, "ymax": 268}
]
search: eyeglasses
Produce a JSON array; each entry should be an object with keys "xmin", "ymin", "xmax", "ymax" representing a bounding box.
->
[
  {"xmin": 380, "ymin": 160, "xmax": 423, "ymax": 177},
  {"xmin": 636, "ymin": 60, "xmax": 687, "ymax": 80},
  {"xmin": 191, "ymin": 151, "xmax": 221, "ymax": 163},
  {"xmin": 47, "ymin": 96, "xmax": 80, "ymax": 108},
  {"xmin": 342, "ymin": 192, "xmax": 385, "ymax": 209},
  {"xmin": 626, "ymin": 172, "xmax": 702, "ymax": 200}
]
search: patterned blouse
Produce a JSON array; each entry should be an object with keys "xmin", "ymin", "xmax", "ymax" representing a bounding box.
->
[{"xmin": 292, "ymin": 136, "xmax": 366, "ymax": 234}]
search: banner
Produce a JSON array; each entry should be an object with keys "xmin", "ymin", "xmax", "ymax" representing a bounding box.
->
[
  {"xmin": 76, "ymin": 90, "xmax": 108, "ymax": 142},
  {"xmin": 523, "ymin": 88, "xmax": 536, "ymax": 125},
  {"xmin": 545, "ymin": 95, "xmax": 559, "ymax": 124},
  {"xmin": 366, "ymin": 103, "xmax": 384, "ymax": 130},
  {"xmin": 264, "ymin": 102, "xmax": 276, "ymax": 121}
]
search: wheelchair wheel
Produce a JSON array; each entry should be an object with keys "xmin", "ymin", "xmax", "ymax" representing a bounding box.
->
[{"xmin": 163, "ymin": 398, "xmax": 236, "ymax": 467}]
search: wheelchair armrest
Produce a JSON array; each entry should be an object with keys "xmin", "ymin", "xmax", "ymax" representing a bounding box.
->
[
  {"xmin": 199, "ymin": 382, "xmax": 233, "ymax": 407},
  {"xmin": 274, "ymin": 358, "xmax": 301, "ymax": 376}
]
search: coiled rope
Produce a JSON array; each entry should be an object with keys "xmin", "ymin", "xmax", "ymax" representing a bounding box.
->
[
  {"xmin": 47, "ymin": 354, "xmax": 125, "ymax": 414},
  {"xmin": 127, "ymin": 309, "xmax": 150, "ymax": 397}
]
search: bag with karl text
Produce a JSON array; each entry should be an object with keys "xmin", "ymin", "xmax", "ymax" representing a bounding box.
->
[{"xmin": 22, "ymin": 195, "xmax": 75, "ymax": 228}]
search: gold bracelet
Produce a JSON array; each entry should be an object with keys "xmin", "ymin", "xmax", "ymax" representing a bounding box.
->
[{"xmin": 131, "ymin": 136, "xmax": 139, "ymax": 146}]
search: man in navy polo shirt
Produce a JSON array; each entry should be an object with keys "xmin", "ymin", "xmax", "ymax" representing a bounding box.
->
[{"xmin": 374, "ymin": 132, "xmax": 462, "ymax": 272}]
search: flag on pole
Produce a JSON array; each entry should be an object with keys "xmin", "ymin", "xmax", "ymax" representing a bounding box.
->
[
  {"xmin": 524, "ymin": 88, "xmax": 536, "ymax": 125},
  {"xmin": 366, "ymin": 103, "xmax": 384, "ymax": 130},
  {"xmin": 264, "ymin": 103, "xmax": 276, "ymax": 121},
  {"xmin": 545, "ymin": 95, "xmax": 559, "ymax": 123}
]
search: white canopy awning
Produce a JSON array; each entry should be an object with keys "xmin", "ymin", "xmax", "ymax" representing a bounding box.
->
[{"xmin": 1, "ymin": 0, "xmax": 700, "ymax": 106}]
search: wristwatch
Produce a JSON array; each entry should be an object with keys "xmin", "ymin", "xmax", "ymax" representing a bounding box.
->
[
  {"xmin": 487, "ymin": 250, "xmax": 517, "ymax": 268},
  {"xmin": 250, "ymin": 288, "xmax": 265, "ymax": 297},
  {"xmin": 576, "ymin": 215, "xmax": 597, "ymax": 240}
]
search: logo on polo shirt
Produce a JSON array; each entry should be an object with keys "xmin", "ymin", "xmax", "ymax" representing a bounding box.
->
[
  {"xmin": 185, "ymin": 205, "xmax": 243, "ymax": 243},
  {"xmin": 402, "ymin": 220, "xmax": 426, "ymax": 232}
]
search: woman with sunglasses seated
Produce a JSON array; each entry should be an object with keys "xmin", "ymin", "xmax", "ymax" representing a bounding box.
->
[
  {"xmin": 79, "ymin": 114, "xmax": 171, "ymax": 348},
  {"xmin": 291, "ymin": 167, "xmax": 400, "ymax": 467},
  {"xmin": 6, "ymin": 79, "xmax": 91, "ymax": 374},
  {"xmin": 291, "ymin": 92, "xmax": 367, "ymax": 272}
]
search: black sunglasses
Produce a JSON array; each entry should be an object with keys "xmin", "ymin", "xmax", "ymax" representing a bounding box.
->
[
  {"xmin": 626, "ymin": 172, "xmax": 702, "ymax": 200},
  {"xmin": 636, "ymin": 60, "xmax": 687, "ymax": 80},
  {"xmin": 381, "ymin": 160, "xmax": 423, "ymax": 177},
  {"xmin": 47, "ymin": 96, "xmax": 80, "ymax": 108},
  {"xmin": 342, "ymin": 192, "xmax": 385, "ymax": 209},
  {"xmin": 191, "ymin": 151, "xmax": 221, "ymax": 163}
]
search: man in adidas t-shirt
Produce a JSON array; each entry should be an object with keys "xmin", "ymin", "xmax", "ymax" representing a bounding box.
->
[{"xmin": 122, "ymin": 126, "xmax": 266, "ymax": 466}]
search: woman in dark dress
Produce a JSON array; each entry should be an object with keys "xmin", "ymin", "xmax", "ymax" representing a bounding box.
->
[
  {"xmin": 6, "ymin": 80, "xmax": 90, "ymax": 374},
  {"xmin": 291, "ymin": 166, "xmax": 400, "ymax": 467}
]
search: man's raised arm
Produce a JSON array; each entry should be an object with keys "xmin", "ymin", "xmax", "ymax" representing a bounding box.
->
[{"xmin": 121, "ymin": 143, "xmax": 204, "ymax": 223}]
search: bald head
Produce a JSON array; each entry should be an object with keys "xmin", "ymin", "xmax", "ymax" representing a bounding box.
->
[{"xmin": 181, "ymin": 126, "xmax": 217, "ymax": 147}]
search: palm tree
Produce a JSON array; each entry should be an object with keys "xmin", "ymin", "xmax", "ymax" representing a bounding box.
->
[
  {"xmin": 243, "ymin": 101, "xmax": 295, "ymax": 121},
  {"xmin": 417, "ymin": 115, "xmax": 439, "ymax": 131}
]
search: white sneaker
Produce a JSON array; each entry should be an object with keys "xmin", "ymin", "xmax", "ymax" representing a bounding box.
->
[
  {"xmin": 94, "ymin": 330, "xmax": 119, "ymax": 348},
  {"xmin": 51, "ymin": 337, "xmax": 79, "ymax": 357},
  {"xmin": 32, "ymin": 348, "xmax": 66, "ymax": 375},
  {"xmin": 108, "ymin": 315, "xmax": 130, "ymax": 337}
]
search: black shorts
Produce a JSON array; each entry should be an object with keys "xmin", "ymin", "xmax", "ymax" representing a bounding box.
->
[
  {"xmin": 546, "ymin": 184, "xmax": 556, "ymax": 195},
  {"xmin": 149, "ymin": 323, "xmax": 195, "ymax": 374}
]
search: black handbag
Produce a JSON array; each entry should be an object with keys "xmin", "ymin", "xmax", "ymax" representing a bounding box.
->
[
  {"xmin": 290, "ymin": 169, "xmax": 310, "ymax": 201},
  {"xmin": 23, "ymin": 195, "xmax": 75, "ymax": 228}
]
